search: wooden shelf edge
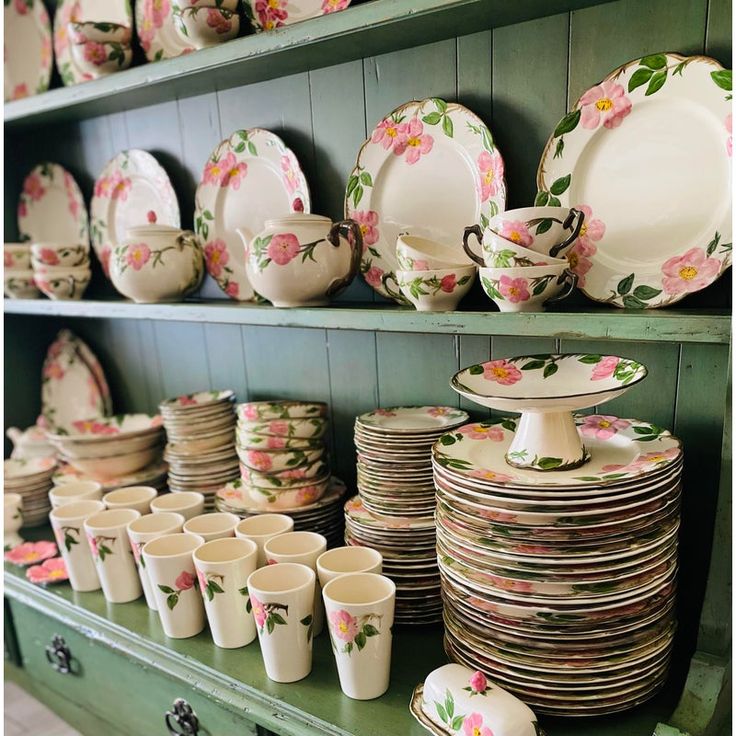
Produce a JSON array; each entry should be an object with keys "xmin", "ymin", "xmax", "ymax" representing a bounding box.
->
[
  {"xmin": 5, "ymin": 0, "xmax": 614, "ymax": 128},
  {"xmin": 3, "ymin": 298, "xmax": 731, "ymax": 343}
]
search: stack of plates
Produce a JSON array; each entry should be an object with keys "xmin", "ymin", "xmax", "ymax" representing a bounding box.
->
[
  {"xmin": 216, "ymin": 476, "xmax": 347, "ymax": 548},
  {"xmin": 4, "ymin": 457, "xmax": 57, "ymax": 527},
  {"xmin": 53, "ymin": 460, "xmax": 169, "ymax": 494},
  {"xmin": 432, "ymin": 414, "xmax": 683, "ymax": 716},
  {"xmin": 235, "ymin": 400, "xmax": 330, "ymax": 511},
  {"xmin": 161, "ymin": 390, "xmax": 238, "ymax": 511},
  {"xmin": 347, "ymin": 406, "xmax": 469, "ymax": 625}
]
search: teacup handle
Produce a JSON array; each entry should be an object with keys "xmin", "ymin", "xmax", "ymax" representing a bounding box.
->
[
  {"xmin": 381, "ymin": 272, "xmax": 410, "ymax": 305},
  {"xmin": 462, "ymin": 225, "xmax": 485, "ymax": 267},
  {"xmin": 549, "ymin": 208, "xmax": 585, "ymax": 259},
  {"xmin": 325, "ymin": 219, "xmax": 363, "ymax": 297},
  {"xmin": 545, "ymin": 268, "xmax": 578, "ymax": 306},
  {"xmin": 175, "ymin": 230, "xmax": 199, "ymax": 250}
]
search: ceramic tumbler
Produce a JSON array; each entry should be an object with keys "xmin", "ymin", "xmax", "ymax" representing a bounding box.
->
[
  {"xmin": 183, "ymin": 512, "xmax": 239, "ymax": 542},
  {"xmin": 142, "ymin": 533, "xmax": 206, "ymax": 639},
  {"xmin": 4, "ymin": 493, "xmax": 23, "ymax": 548},
  {"xmin": 247, "ymin": 562, "xmax": 316, "ymax": 682},
  {"xmin": 84, "ymin": 508, "xmax": 142, "ymax": 602},
  {"xmin": 49, "ymin": 481, "xmax": 103, "ymax": 508},
  {"xmin": 127, "ymin": 512, "xmax": 186, "ymax": 610},
  {"xmin": 193, "ymin": 537, "xmax": 258, "ymax": 648},
  {"xmin": 322, "ymin": 573, "xmax": 396, "ymax": 700},
  {"xmin": 235, "ymin": 514, "xmax": 294, "ymax": 567},
  {"xmin": 263, "ymin": 531, "xmax": 327, "ymax": 636},
  {"xmin": 150, "ymin": 491, "xmax": 205, "ymax": 520},
  {"xmin": 316, "ymin": 546, "xmax": 383, "ymax": 588},
  {"xmin": 49, "ymin": 500, "xmax": 105, "ymax": 592},
  {"xmin": 103, "ymin": 485, "xmax": 158, "ymax": 515}
]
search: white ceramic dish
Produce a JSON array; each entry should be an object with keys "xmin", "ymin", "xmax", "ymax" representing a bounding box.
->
[
  {"xmin": 396, "ymin": 266, "xmax": 476, "ymax": 312},
  {"xmin": 136, "ymin": 0, "xmax": 195, "ymax": 61},
  {"xmin": 4, "ymin": 0, "xmax": 52, "ymax": 101},
  {"xmin": 173, "ymin": 6, "xmax": 239, "ymax": 47},
  {"xmin": 479, "ymin": 264, "xmax": 576, "ymax": 312}
]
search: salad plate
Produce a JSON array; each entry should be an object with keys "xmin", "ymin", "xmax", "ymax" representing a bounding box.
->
[
  {"xmin": 346, "ymin": 97, "xmax": 505, "ymax": 302},
  {"xmin": 356, "ymin": 406, "xmax": 468, "ymax": 433},
  {"xmin": 135, "ymin": 0, "xmax": 194, "ymax": 61},
  {"xmin": 18, "ymin": 163, "xmax": 88, "ymax": 245},
  {"xmin": 538, "ymin": 53, "xmax": 732, "ymax": 308},
  {"xmin": 4, "ymin": 0, "xmax": 52, "ymax": 101},
  {"xmin": 91, "ymin": 150, "xmax": 180, "ymax": 276},
  {"xmin": 194, "ymin": 128, "xmax": 311, "ymax": 301}
]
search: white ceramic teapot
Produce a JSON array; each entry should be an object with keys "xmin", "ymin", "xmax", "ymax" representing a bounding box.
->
[{"xmin": 239, "ymin": 214, "xmax": 363, "ymax": 307}]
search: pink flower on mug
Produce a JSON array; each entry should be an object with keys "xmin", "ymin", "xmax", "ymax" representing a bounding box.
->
[
  {"xmin": 580, "ymin": 414, "xmax": 631, "ymax": 440},
  {"xmin": 497, "ymin": 219, "xmax": 532, "ymax": 247},
  {"xmin": 477, "ymin": 150, "xmax": 504, "ymax": 201},
  {"xmin": 110, "ymin": 172, "xmax": 132, "ymax": 201},
  {"xmin": 175, "ymin": 570, "xmax": 196, "ymax": 591},
  {"xmin": 204, "ymin": 239, "xmax": 229, "ymax": 277},
  {"xmin": 39, "ymin": 248, "xmax": 60, "ymax": 265},
  {"xmin": 225, "ymin": 281, "xmax": 240, "ymax": 298},
  {"xmin": 86, "ymin": 533, "xmax": 98, "ymax": 558},
  {"xmin": 267, "ymin": 233, "xmax": 300, "ymax": 266},
  {"xmin": 363, "ymin": 265, "xmax": 384, "ymax": 288},
  {"xmin": 321, "ymin": 0, "xmax": 349, "ymax": 11},
  {"xmin": 498, "ymin": 274, "xmax": 530, "ymax": 303},
  {"xmin": 462, "ymin": 712, "xmax": 494, "ymax": 736},
  {"xmin": 220, "ymin": 153, "xmax": 248, "ymax": 189},
  {"xmin": 440, "ymin": 274, "xmax": 457, "ymax": 293},
  {"xmin": 26, "ymin": 558, "xmax": 68, "ymax": 585},
  {"xmin": 661, "ymin": 247, "xmax": 721, "ymax": 296},
  {"xmin": 281, "ymin": 155, "xmax": 299, "ymax": 194},
  {"xmin": 459, "ymin": 424, "xmax": 504, "ymax": 442},
  {"xmin": 590, "ymin": 355, "xmax": 619, "ymax": 380},
  {"xmin": 411, "ymin": 258, "xmax": 430, "ymax": 270},
  {"xmin": 12, "ymin": 83, "xmax": 29, "ymax": 99},
  {"xmin": 371, "ymin": 118, "xmax": 403, "ymax": 151},
  {"xmin": 468, "ymin": 671, "xmax": 488, "ymax": 695},
  {"xmin": 393, "ymin": 118, "xmax": 434, "ymax": 164},
  {"xmin": 268, "ymin": 420, "xmax": 289, "ymax": 435},
  {"xmin": 482, "ymin": 359, "xmax": 522, "ymax": 386},
  {"xmin": 329, "ymin": 609, "xmax": 359, "ymax": 642},
  {"xmin": 23, "ymin": 172, "xmax": 45, "ymax": 201},
  {"xmin": 206, "ymin": 8, "xmax": 232, "ymax": 34},
  {"xmin": 351, "ymin": 210, "xmax": 379, "ymax": 248},
  {"xmin": 196, "ymin": 569, "xmax": 208, "ymax": 593},
  {"xmin": 579, "ymin": 80, "xmax": 632, "ymax": 130},
  {"xmin": 250, "ymin": 593, "xmax": 267, "ymax": 628},
  {"xmin": 126, "ymin": 243, "xmax": 151, "ymax": 271},
  {"xmin": 131, "ymin": 542, "xmax": 143, "ymax": 565},
  {"xmin": 83, "ymin": 42, "xmax": 107, "ymax": 66}
]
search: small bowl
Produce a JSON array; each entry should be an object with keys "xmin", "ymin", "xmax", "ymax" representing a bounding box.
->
[
  {"xmin": 479, "ymin": 264, "xmax": 577, "ymax": 312},
  {"xmin": 174, "ymin": 6, "xmax": 239, "ymax": 47},
  {"xmin": 396, "ymin": 234, "xmax": 471, "ymax": 271},
  {"xmin": 68, "ymin": 21, "xmax": 133, "ymax": 44},
  {"xmin": 31, "ymin": 242, "xmax": 90, "ymax": 268},
  {"xmin": 245, "ymin": 475, "xmax": 330, "ymax": 511},
  {"xmin": 237, "ymin": 446, "xmax": 325, "ymax": 473},
  {"xmin": 4, "ymin": 243, "xmax": 31, "ymax": 270},
  {"xmin": 396, "ymin": 266, "xmax": 476, "ymax": 312},
  {"xmin": 70, "ymin": 40, "xmax": 132, "ymax": 76},
  {"xmin": 237, "ymin": 417, "xmax": 328, "ymax": 440},
  {"xmin": 63, "ymin": 444, "xmax": 163, "ymax": 480},
  {"xmin": 236, "ymin": 431, "xmax": 324, "ymax": 451},
  {"xmin": 4, "ymin": 268, "xmax": 40, "ymax": 299},
  {"xmin": 33, "ymin": 266, "xmax": 91, "ymax": 301}
]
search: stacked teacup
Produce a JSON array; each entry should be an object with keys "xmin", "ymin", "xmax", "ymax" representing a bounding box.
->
[
  {"xmin": 236, "ymin": 401, "xmax": 331, "ymax": 511},
  {"xmin": 464, "ymin": 206, "xmax": 584, "ymax": 312},
  {"xmin": 395, "ymin": 235, "xmax": 477, "ymax": 312},
  {"xmin": 31, "ymin": 241, "xmax": 92, "ymax": 300},
  {"xmin": 67, "ymin": 21, "xmax": 133, "ymax": 77},
  {"xmin": 4, "ymin": 243, "xmax": 40, "ymax": 298},
  {"xmin": 172, "ymin": 0, "xmax": 239, "ymax": 49}
]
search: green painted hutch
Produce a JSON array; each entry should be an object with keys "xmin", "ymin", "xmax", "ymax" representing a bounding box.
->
[{"xmin": 4, "ymin": 0, "xmax": 732, "ymax": 734}]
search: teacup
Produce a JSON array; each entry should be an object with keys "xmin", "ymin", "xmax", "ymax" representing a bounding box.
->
[
  {"xmin": 4, "ymin": 243, "xmax": 31, "ymax": 270},
  {"xmin": 150, "ymin": 492, "xmax": 206, "ymax": 521},
  {"xmin": 394, "ymin": 266, "xmax": 476, "ymax": 312},
  {"xmin": 110, "ymin": 225, "xmax": 204, "ymax": 304},
  {"xmin": 173, "ymin": 6, "xmax": 240, "ymax": 47},
  {"xmin": 33, "ymin": 266, "xmax": 91, "ymax": 300},
  {"xmin": 68, "ymin": 20, "xmax": 133, "ymax": 44},
  {"xmin": 103, "ymin": 486, "xmax": 158, "ymax": 515},
  {"xmin": 4, "ymin": 269, "xmax": 40, "ymax": 299},
  {"xmin": 395, "ymin": 234, "xmax": 471, "ymax": 271},
  {"xmin": 463, "ymin": 228, "xmax": 567, "ymax": 269},
  {"xmin": 31, "ymin": 242, "xmax": 90, "ymax": 268},
  {"xmin": 70, "ymin": 40, "xmax": 132, "ymax": 76},
  {"xmin": 479, "ymin": 264, "xmax": 577, "ymax": 312}
]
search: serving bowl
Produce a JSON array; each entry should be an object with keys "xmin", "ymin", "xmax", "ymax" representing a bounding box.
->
[
  {"xmin": 396, "ymin": 266, "xmax": 476, "ymax": 312},
  {"xmin": 52, "ymin": 431, "xmax": 164, "ymax": 460},
  {"xmin": 396, "ymin": 234, "xmax": 471, "ymax": 271},
  {"xmin": 33, "ymin": 266, "xmax": 91, "ymax": 300},
  {"xmin": 174, "ymin": 6, "xmax": 239, "ymax": 47},
  {"xmin": 31, "ymin": 242, "xmax": 90, "ymax": 268},
  {"xmin": 4, "ymin": 243, "xmax": 31, "ymax": 269},
  {"xmin": 64, "ymin": 443, "xmax": 165, "ymax": 481},
  {"xmin": 479, "ymin": 264, "xmax": 576, "ymax": 313},
  {"xmin": 70, "ymin": 40, "xmax": 132, "ymax": 76},
  {"xmin": 4, "ymin": 269, "xmax": 40, "ymax": 299}
]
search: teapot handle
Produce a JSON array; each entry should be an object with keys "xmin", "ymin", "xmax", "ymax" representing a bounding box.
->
[
  {"xmin": 549, "ymin": 208, "xmax": 585, "ymax": 258},
  {"xmin": 462, "ymin": 225, "xmax": 485, "ymax": 267},
  {"xmin": 325, "ymin": 219, "xmax": 363, "ymax": 297},
  {"xmin": 545, "ymin": 268, "xmax": 578, "ymax": 306}
]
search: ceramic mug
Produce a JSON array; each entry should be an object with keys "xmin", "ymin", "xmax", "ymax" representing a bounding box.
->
[
  {"xmin": 4, "ymin": 493, "xmax": 23, "ymax": 549},
  {"xmin": 183, "ymin": 512, "xmax": 240, "ymax": 542},
  {"xmin": 316, "ymin": 546, "xmax": 383, "ymax": 588},
  {"xmin": 235, "ymin": 514, "xmax": 294, "ymax": 567},
  {"xmin": 49, "ymin": 481, "xmax": 103, "ymax": 508},
  {"xmin": 127, "ymin": 512, "xmax": 185, "ymax": 610},
  {"xmin": 103, "ymin": 485, "xmax": 158, "ymax": 515},
  {"xmin": 322, "ymin": 573, "xmax": 396, "ymax": 700},
  {"xmin": 84, "ymin": 508, "xmax": 142, "ymax": 603},
  {"xmin": 193, "ymin": 537, "xmax": 259, "ymax": 648},
  {"xmin": 142, "ymin": 533, "xmax": 206, "ymax": 639},
  {"xmin": 150, "ymin": 492, "xmax": 205, "ymax": 521},
  {"xmin": 247, "ymin": 562, "xmax": 316, "ymax": 682},
  {"xmin": 50, "ymin": 500, "xmax": 105, "ymax": 592},
  {"xmin": 263, "ymin": 531, "xmax": 327, "ymax": 636}
]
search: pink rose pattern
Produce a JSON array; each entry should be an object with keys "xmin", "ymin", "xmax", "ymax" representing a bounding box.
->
[
  {"xmin": 125, "ymin": 243, "xmax": 151, "ymax": 271},
  {"xmin": 204, "ymin": 239, "xmax": 229, "ymax": 277},
  {"xmin": 281, "ymin": 154, "xmax": 299, "ymax": 194},
  {"xmin": 467, "ymin": 671, "xmax": 488, "ymax": 696},
  {"xmin": 363, "ymin": 265, "xmax": 384, "ymax": 288},
  {"xmin": 566, "ymin": 204, "xmax": 605, "ymax": 287},
  {"xmin": 351, "ymin": 210, "xmax": 379, "ymax": 248},
  {"xmin": 83, "ymin": 42, "xmax": 107, "ymax": 66},
  {"xmin": 267, "ymin": 233, "xmax": 300, "ymax": 266},
  {"xmin": 481, "ymin": 359, "xmax": 522, "ymax": 386},
  {"xmin": 159, "ymin": 569, "xmax": 199, "ymax": 609},
  {"xmin": 371, "ymin": 118, "xmax": 403, "ymax": 150},
  {"xmin": 440, "ymin": 274, "xmax": 456, "ymax": 293},
  {"xmin": 206, "ymin": 8, "xmax": 233, "ymax": 34},
  {"xmin": 580, "ymin": 414, "xmax": 631, "ymax": 440},
  {"xmin": 497, "ymin": 219, "xmax": 532, "ymax": 247},
  {"xmin": 591, "ymin": 355, "xmax": 620, "ymax": 380},
  {"xmin": 5, "ymin": 541, "xmax": 57, "ymax": 566},
  {"xmin": 255, "ymin": 0, "xmax": 288, "ymax": 30},
  {"xmin": 321, "ymin": 0, "xmax": 349, "ymax": 11},
  {"xmin": 459, "ymin": 424, "xmax": 504, "ymax": 442},
  {"xmin": 329, "ymin": 609, "xmax": 358, "ymax": 642},
  {"xmin": 462, "ymin": 713, "xmax": 494, "ymax": 736},
  {"xmin": 138, "ymin": 0, "xmax": 170, "ymax": 54},
  {"xmin": 497, "ymin": 275, "xmax": 530, "ymax": 303},
  {"xmin": 26, "ymin": 558, "xmax": 68, "ymax": 585},
  {"xmin": 661, "ymin": 247, "xmax": 721, "ymax": 296},
  {"xmin": 393, "ymin": 118, "xmax": 434, "ymax": 164},
  {"xmin": 579, "ymin": 80, "xmax": 632, "ymax": 130},
  {"xmin": 220, "ymin": 152, "xmax": 248, "ymax": 189},
  {"xmin": 477, "ymin": 150, "xmax": 504, "ymax": 202}
]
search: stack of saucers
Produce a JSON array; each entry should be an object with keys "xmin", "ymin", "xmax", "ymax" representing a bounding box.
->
[
  {"xmin": 432, "ymin": 414, "xmax": 683, "ymax": 716},
  {"xmin": 346, "ymin": 406, "xmax": 469, "ymax": 625},
  {"xmin": 160, "ymin": 390, "xmax": 238, "ymax": 511},
  {"xmin": 52, "ymin": 459, "xmax": 169, "ymax": 494},
  {"xmin": 235, "ymin": 400, "xmax": 330, "ymax": 510},
  {"xmin": 216, "ymin": 476, "xmax": 347, "ymax": 548},
  {"xmin": 4, "ymin": 457, "xmax": 57, "ymax": 527}
]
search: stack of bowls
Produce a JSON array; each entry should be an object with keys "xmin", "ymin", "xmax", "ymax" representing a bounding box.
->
[
  {"xmin": 31, "ymin": 241, "xmax": 92, "ymax": 300},
  {"xmin": 235, "ymin": 400, "xmax": 331, "ymax": 511},
  {"xmin": 46, "ymin": 414, "xmax": 165, "ymax": 483},
  {"xmin": 68, "ymin": 20, "xmax": 133, "ymax": 76},
  {"xmin": 4, "ymin": 243, "xmax": 40, "ymax": 298},
  {"xmin": 172, "ymin": 0, "xmax": 239, "ymax": 48},
  {"xmin": 395, "ymin": 235, "xmax": 476, "ymax": 312},
  {"xmin": 4, "ymin": 457, "xmax": 57, "ymax": 527},
  {"xmin": 160, "ymin": 390, "xmax": 238, "ymax": 511},
  {"xmin": 464, "ymin": 206, "xmax": 583, "ymax": 312}
]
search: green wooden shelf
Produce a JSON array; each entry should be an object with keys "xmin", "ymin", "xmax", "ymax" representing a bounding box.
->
[
  {"xmin": 4, "ymin": 0, "xmax": 614, "ymax": 129},
  {"xmin": 3, "ymin": 298, "xmax": 731, "ymax": 343}
]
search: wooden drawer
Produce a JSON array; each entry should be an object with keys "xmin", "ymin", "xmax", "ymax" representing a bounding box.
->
[{"xmin": 9, "ymin": 599, "xmax": 259, "ymax": 736}]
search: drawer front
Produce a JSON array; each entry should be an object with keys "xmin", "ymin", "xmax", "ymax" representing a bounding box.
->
[{"xmin": 9, "ymin": 599, "xmax": 259, "ymax": 736}]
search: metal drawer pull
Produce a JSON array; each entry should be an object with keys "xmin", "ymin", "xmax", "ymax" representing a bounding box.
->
[
  {"xmin": 45, "ymin": 634, "xmax": 73, "ymax": 675},
  {"xmin": 165, "ymin": 698, "xmax": 200, "ymax": 735}
]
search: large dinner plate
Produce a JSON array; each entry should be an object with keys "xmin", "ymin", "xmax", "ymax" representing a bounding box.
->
[
  {"xmin": 538, "ymin": 53, "xmax": 732, "ymax": 308},
  {"xmin": 4, "ymin": 0, "xmax": 52, "ymax": 101}
]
